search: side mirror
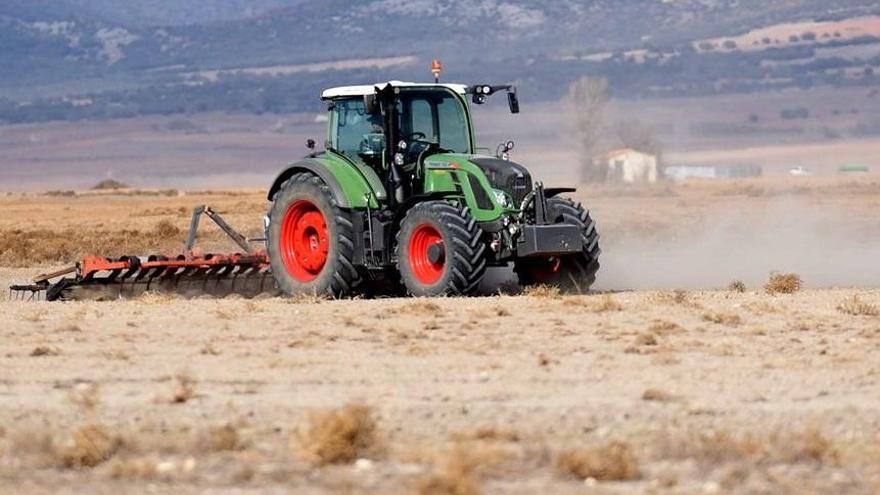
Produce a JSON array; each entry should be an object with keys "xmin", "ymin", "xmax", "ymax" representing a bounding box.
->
[
  {"xmin": 507, "ymin": 91, "xmax": 520, "ymax": 114},
  {"xmin": 364, "ymin": 94, "xmax": 379, "ymax": 115}
]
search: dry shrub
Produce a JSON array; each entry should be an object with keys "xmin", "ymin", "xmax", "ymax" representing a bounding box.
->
[
  {"xmin": 494, "ymin": 306, "xmax": 511, "ymax": 317},
  {"xmin": 555, "ymin": 441, "xmax": 640, "ymax": 481},
  {"xmin": 764, "ymin": 273, "xmax": 802, "ymax": 294},
  {"xmin": 702, "ymin": 312, "xmax": 742, "ymax": 327},
  {"xmin": 451, "ymin": 427, "xmax": 520, "ymax": 443},
  {"xmin": 634, "ymin": 333, "xmax": 658, "ymax": 346},
  {"xmin": 837, "ymin": 295, "xmax": 879, "ymax": 317},
  {"xmin": 523, "ymin": 285, "xmax": 561, "ymax": 299},
  {"xmin": 92, "ymin": 179, "xmax": 129, "ymax": 190},
  {"xmin": 55, "ymin": 424, "xmax": 121, "ymax": 468},
  {"xmin": 642, "ymin": 389, "xmax": 678, "ymax": 402},
  {"xmin": 200, "ymin": 342, "xmax": 221, "ymax": 355},
  {"xmin": 30, "ymin": 345, "xmax": 61, "ymax": 357},
  {"xmin": 650, "ymin": 290, "xmax": 702, "ymax": 309},
  {"xmin": 293, "ymin": 403, "xmax": 379, "ymax": 466},
  {"xmin": 728, "ymin": 280, "xmax": 747, "ymax": 293},
  {"xmin": 593, "ymin": 294, "xmax": 622, "ymax": 312},
  {"xmin": 108, "ymin": 457, "xmax": 159, "ymax": 480},
  {"xmin": 169, "ymin": 372, "xmax": 197, "ymax": 404},
  {"xmin": 392, "ymin": 300, "xmax": 445, "ymax": 317},
  {"xmin": 200, "ymin": 424, "xmax": 240, "ymax": 452},
  {"xmin": 417, "ymin": 467, "xmax": 482, "ymax": 495},
  {"xmin": 416, "ymin": 444, "xmax": 508, "ymax": 495},
  {"xmin": 55, "ymin": 324, "xmax": 82, "ymax": 333},
  {"xmin": 648, "ymin": 320, "xmax": 684, "ymax": 335},
  {"xmin": 69, "ymin": 383, "xmax": 101, "ymax": 418},
  {"xmin": 152, "ymin": 220, "xmax": 182, "ymax": 240}
]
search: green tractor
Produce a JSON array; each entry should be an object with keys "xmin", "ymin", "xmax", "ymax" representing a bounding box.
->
[{"xmin": 265, "ymin": 80, "xmax": 600, "ymax": 297}]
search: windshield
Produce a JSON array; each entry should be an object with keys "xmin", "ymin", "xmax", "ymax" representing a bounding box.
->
[
  {"xmin": 397, "ymin": 89, "xmax": 471, "ymax": 154},
  {"xmin": 327, "ymin": 89, "xmax": 472, "ymax": 165},
  {"xmin": 328, "ymin": 98, "xmax": 385, "ymax": 165}
]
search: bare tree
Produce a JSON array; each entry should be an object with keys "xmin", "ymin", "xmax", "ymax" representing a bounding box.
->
[
  {"xmin": 614, "ymin": 119, "xmax": 664, "ymax": 161},
  {"xmin": 565, "ymin": 76, "xmax": 610, "ymax": 182}
]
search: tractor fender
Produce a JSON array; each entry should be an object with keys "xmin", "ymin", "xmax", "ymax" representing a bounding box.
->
[{"xmin": 267, "ymin": 159, "xmax": 349, "ymax": 205}]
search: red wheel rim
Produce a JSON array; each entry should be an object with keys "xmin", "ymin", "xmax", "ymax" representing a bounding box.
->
[
  {"xmin": 409, "ymin": 223, "xmax": 445, "ymax": 285},
  {"xmin": 279, "ymin": 200, "xmax": 329, "ymax": 282}
]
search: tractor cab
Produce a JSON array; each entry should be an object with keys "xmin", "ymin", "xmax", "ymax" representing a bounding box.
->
[
  {"xmin": 322, "ymin": 82, "xmax": 473, "ymax": 180},
  {"xmin": 321, "ymin": 81, "xmax": 518, "ymax": 202}
]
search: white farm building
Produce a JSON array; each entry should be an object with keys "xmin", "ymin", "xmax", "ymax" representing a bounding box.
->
[{"xmin": 593, "ymin": 149, "xmax": 659, "ymax": 184}]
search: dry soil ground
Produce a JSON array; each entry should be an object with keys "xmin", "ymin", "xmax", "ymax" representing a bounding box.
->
[{"xmin": 1, "ymin": 179, "xmax": 879, "ymax": 494}]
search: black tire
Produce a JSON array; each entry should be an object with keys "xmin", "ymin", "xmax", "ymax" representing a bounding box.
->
[
  {"xmin": 514, "ymin": 197, "xmax": 600, "ymax": 293},
  {"xmin": 267, "ymin": 173, "xmax": 361, "ymax": 297},
  {"xmin": 396, "ymin": 201, "xmax": 487, "ymax": 297}
]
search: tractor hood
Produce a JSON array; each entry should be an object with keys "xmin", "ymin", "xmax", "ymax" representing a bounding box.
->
[{"xmin": 467, "ymin": 156, "xmax": 533, "ymax": 208}]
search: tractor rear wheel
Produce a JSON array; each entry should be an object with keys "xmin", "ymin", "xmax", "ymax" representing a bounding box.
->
[
  {"xmin": 397, "ymin": 201, "xmax": 487, "ymax": 297},
  {"xmin": 267, "ymin": 173, "xmax": 361, "ymax": 297},
  {"xmin": 514, "ymin": 197, "xmax": 600, "ymax": 293}
]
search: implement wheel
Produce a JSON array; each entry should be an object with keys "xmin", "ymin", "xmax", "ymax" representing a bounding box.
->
[
  {"xmin": 267, "ymin": 173, "xmax": 360, "ymax": 297},
  {"xmin": 514, "ymin": 197, "xmax": 600, "ymax": 293},
  {"xmin": 397, "ymin": 201, "xmax": 487, "ymax": 297}
]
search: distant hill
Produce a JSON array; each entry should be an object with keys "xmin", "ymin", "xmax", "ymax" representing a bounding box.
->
[
  {"xmin": 1, "ymin": 0, "xmax": 879, "ymax": 123},
  {"xmin": 0, "ymin": 0, "xmax": 307, "ymax": 26}
]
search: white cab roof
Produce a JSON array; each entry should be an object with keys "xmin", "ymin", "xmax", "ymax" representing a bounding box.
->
[{"xmin": 321, "ymin": 81, "xmax": 468, "ymax": 99}]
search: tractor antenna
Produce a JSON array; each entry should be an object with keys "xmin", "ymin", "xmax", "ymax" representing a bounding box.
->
[{"xmin": 431, "ymin": 59, "xmax": 443, "ymax": 83}]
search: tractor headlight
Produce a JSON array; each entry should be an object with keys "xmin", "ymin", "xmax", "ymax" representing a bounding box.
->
[
  {"xmin": 394, "ymin": 153, "xmax": 405, "ymax": 166},
  {"xmin": 493, "ymin": 190, "xmax": 511, "ymax": 208}
]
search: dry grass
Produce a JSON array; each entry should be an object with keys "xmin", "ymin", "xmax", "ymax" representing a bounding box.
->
[
  {"xmin": 837, "ymin": 295, "xmax": 879, "ymax": 316},
  {"xmin": 292, "ymin": 403, "xmax": 379, "ymax": 466},
  {"xmin": 593, "ymin": 294, "xmax": 623, "ymax": 312},
  {"xmin": 654, "ymin": 427, "xmax": 840, "ymax": 466},
  {"xmin": 555, "ymin": 441, "xmax": 640, "ymax": 481},
  {"xmin": 0, "ymin": 222, "xmax": 184, "ymax": 266},
  {"xmin": 54, "ymin": 424, "xmax": 121, "ymax": 468},
  {"xmin": 523, "ymin": 285, "xmax": 562, "ymax": 299},
  {"xmin": 650, "ymin": 290, "xmax": 703, "ymax": 309},
  {"xmin": 764, "ymin": 272, "xmax": 803, "ymax": 294}
]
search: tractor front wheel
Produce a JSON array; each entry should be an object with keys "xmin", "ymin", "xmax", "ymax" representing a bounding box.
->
[
  {"xmin": 397, "ymin": 201, "xmax": 487, "ymax": 297},
  {"xmin": 514, "ymin": 197, "xmax": 600, "ymax": 293},
  {"xmin": 267, "ymin": 173, "xmax": 360, "ymax": 297}
]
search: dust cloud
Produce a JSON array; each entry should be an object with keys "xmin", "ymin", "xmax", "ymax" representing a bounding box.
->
[{"xmin": 595, "ymin": 197, "xmax": 880, "ymax": 291}]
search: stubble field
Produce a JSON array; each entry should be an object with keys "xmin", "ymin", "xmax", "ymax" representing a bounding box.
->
[{"xmin": 1, "ymin": 178, "xmax": 879, "ymax": 494}]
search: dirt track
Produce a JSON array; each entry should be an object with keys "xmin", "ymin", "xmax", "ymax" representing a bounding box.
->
[{"xmin": 1, "ymin": 181, "xmax": 880, "ymax": 493}]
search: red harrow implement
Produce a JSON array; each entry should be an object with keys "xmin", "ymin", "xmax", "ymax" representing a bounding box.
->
[{"xmin": 8, "ymin": 206, "xmax": 277, "ymax": 301}]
